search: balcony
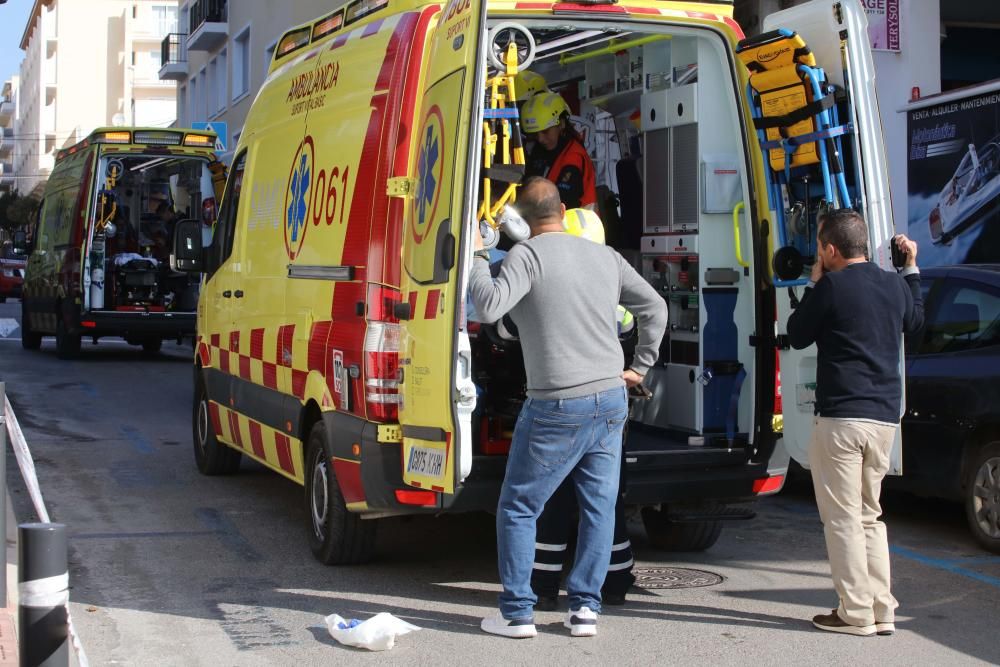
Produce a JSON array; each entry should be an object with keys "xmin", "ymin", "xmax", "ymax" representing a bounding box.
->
[
  {"xmin": 0, "ymin": 100, "xmax": 12, "ymax": 124},
  {"xmin": 159, "ymin": 33, "xmax": 188, "ymax": 81},
  {"xmin": 0, "ymin": 128, "xmax": 12, "ymax": 158},
  {"xmin": 187, "ymin": 0, "xmax": 227, "ymax": 52}
]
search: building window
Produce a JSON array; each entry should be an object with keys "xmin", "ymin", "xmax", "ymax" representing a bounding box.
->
[
  {"xmin": 215, "ymin": 48, "xmax": 227, "ymax": 114},
  {"xmin": 232, "ymin": 27, "xmax": 250, "ymax": 100},
  {"xmin": 178, "ymin": 84, "xmax": 187, "ymax": 126},
  {"xmin": 264, "ymin": 40, "xmax": 277, "ymax": 76},
  {"xmin": 152, "ymin": 5, "xmax": 178, "ymax": 36},
  {"xmin": 150, "ymin": 49, "xmax": 161, "ymax": 70}
]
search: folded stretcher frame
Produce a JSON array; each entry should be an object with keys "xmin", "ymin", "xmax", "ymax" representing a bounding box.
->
[{"xmin": 736, "ymin": 28, "xmax": 856, "ymax": 287}]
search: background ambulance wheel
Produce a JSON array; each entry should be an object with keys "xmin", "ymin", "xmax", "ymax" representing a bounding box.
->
[
  {"xmin": 193, "ymin": 379, "xmax": 241, "ymax": 475},
  {"xmin": 20, "ymin": 302, "xmax": 41, "ymax": 350},
  {"xmin": 964, "ymin": 442, "xmax": 1000, "ymax": 553},
  {"xmin": 641, "ymin": 507, "xmax": 722, "ymax": 552},
  {"xmin": 304, "ymin": 422, "xmax": 375, "ymax": 565},
  {"xmin": 55, "ymin": 315, "xmax": 81, "ymax": 360}
]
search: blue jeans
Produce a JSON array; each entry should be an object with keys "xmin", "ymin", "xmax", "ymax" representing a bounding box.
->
[{"xmin": 497, "ymin": 386, "xmax": 628, "ymax": 619}]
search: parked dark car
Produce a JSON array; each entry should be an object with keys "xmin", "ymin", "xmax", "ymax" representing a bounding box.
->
[
  {"xmin": 892, "ymin": 264, "xmax": 1000, "ymax": 552},
  {"xmin": 0, "ymin": 242, "xmax": 26, "ymax": 302}
]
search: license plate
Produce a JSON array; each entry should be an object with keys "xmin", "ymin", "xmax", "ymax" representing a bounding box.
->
[{"xmin": 405, "ymin": 446, "xmax": 445, "ymax": 478}]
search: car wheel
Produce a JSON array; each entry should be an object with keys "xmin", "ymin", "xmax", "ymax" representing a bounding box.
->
[
  {"xmin": 964, "ymin": 442, "xmax": 1000, "ymax": 553},
  {"xmin": 193, "ymin": 378, "xmax": 241, "ymax": 475},
  {"xmin": 20, "ymin": 302, "xmax": 41, "ymax": 350},
  {"xmin": 304, "ymin": 421, "xmax": 376, "ymax": 565},
  {"xmin": 0, "ymin": 296, "xmax": 6, "ymax": 303},
  {"xmin": 55, "ymin": 315, "xmax": 81, "ymax": 359},
  {"xmin": 641, "ymin": 507, "xmax": 723, "ymax": 552},
  {"xmin": 142, "ymin": 338, "xmax": 163, "ymax": 356}
]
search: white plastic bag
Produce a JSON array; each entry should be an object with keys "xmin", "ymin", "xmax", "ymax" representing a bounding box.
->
[{"xmin": 325, "ymin": 613, "xmax": 421, "ymax": 651}]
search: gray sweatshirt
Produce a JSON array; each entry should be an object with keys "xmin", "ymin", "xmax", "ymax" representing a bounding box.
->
[{"xmin": 468, "ymin": 233, "xmax": 668, "ymax": 399}]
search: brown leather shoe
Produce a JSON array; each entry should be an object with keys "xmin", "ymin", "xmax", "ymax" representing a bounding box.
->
[{"xmin": 811, "ymin": 610, "xmax": 876, "ymax": 636}]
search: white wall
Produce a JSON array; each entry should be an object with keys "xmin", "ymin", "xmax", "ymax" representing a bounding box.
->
[{"xmin": 872, "ymin": 0, "xmax": 941, "ymax": 234}]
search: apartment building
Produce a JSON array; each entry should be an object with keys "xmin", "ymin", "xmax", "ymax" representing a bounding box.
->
[
  {"xmin": 159, "ymin": 0, "xmax": 328, "ymax": 161},
  {"xmin": 15, "ymin": 0, "xmax": 179, "ymax": 195},
  {"xmin": 0, "ymin": 78, "xmax": 18, "ymax": 195}
]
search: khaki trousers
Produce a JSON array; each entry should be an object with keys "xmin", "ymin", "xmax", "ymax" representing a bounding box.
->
[{"xmin": 809, "ymin": 416, "xmax": 899, "ymax": 627}]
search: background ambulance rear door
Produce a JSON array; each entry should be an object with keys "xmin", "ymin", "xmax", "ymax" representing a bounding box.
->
[
  {"xmin": 398, "ymin": 0, "xmax": 486, "ymax": 494},
  {"xmin": 761, "ymin": 0, "xmax": 902, "ymax": 474}
]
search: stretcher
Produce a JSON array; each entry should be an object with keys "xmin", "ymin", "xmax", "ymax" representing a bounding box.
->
[{"xmin": 737, "ymin": 29, "xmax": 855, "ymax": 286}]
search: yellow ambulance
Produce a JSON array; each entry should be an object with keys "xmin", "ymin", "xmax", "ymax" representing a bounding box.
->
[
  {"xmin": 172, "ymin": 0, "xmax": 900, "ymax": 564},
  {"xmin": 18, "ymin": 128, "xmax": 223, "ymax": 358}
]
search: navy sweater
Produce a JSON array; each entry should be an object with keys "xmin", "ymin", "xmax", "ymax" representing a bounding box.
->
[{"xmin": 787, "ymin": 262, "xmax": 923, "ymax": 423}]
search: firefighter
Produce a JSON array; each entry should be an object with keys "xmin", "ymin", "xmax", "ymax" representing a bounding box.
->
[
  {"xmin": 521, "ymin": 92, "xmax": 598, "ymax": 211},
  {"xmin": 531, "ymin": 208, "xmax": 636, "ymax": 610}
]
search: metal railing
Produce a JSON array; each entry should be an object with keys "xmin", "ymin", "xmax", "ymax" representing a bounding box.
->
[
  {"xmin": 188, "ymin": 0, "xmax": 227, "ymax": 34},
  {"xmin": 161, "ymin": 33, "xmax": 188, "ymax": 66}
]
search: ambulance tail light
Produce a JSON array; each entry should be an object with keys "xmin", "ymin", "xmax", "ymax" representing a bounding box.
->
[{"xmin": 364, "ymin": 287, "xmax": 402, "ymax": 421}]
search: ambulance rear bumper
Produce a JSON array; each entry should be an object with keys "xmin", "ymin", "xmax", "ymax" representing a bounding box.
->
[{"xmin": 83, "ymin": 310, "xmax": 196, "ymax": 339}]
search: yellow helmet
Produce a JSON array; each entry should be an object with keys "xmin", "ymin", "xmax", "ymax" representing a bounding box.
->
[
  {"xmin": 521, "ymin": 91, "xmax": 570, "ymax": 133},
  {"xmin": 563, "ymin": 207, "xmax": 605, "ymax": 245},
  {"xmin": 513, "ymin": 70, "xmax": 548, "ymax": 102}
]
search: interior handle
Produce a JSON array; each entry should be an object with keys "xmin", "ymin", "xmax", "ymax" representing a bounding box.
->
[{"xmin": 733, "ymin": 201, "xmax": 750, "ymax": 269}]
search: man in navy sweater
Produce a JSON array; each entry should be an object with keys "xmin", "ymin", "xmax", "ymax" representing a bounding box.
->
[{"xmin": 787, "ymin": 209, "xmax": 923, "ymax": 637}]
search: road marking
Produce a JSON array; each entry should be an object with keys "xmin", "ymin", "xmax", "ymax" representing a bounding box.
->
[
  {"xmin": 891, "ymin": 545, "xmax": 1000, "ymax": 589},
  {"xmin": 0, "ymin": 318, "xmax": 20, "ymax": 337},
  {"xmin": 73, "ymin": 531, "xmax": 216, "ymax": 540},
  {"xmin": 120, "ymin": 425, "xmax": 155, "ymax": 454}
]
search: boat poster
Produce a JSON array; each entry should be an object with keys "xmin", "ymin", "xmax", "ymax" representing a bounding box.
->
[{"xmin": 906, "ymin": 82, "xmax": 1000, "ymax": 266}]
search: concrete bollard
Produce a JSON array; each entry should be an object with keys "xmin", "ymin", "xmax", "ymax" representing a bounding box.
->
[{"xmin": 18, "ymin": 523, "xmax": 68, "ymax": 667}]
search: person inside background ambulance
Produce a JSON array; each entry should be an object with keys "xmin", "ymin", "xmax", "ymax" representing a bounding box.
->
[{"xmin": 521, "ymin": 91, "xmax": 598, "ymax": 211}]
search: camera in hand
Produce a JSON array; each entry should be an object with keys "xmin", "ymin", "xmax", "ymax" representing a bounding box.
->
[{"xmin": 890, "ymin": 237, "xmax": 906, "ymax": 269}]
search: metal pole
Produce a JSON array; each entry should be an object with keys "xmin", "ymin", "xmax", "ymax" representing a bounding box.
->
[
  {"xmin": 18, "ymin": 523, "xmax": 68, "ymax": 667},
  {"xmin": 0, "ymin": 381, "xmax": 6, "ymax": 605}
]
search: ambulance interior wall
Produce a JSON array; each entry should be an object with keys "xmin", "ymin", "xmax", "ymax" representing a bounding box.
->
[{"xmin": 484, "ymin": 24, "xmax": 757, "ymax": 444}]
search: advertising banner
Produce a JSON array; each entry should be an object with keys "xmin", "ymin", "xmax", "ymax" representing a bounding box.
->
[
  {"xmin": 865, "ymin": 0, "xmax": 900, "ymax": 52},
  {"xmin": 906, "ymin": 85, "xmax": 1000, "ymax": 266}
]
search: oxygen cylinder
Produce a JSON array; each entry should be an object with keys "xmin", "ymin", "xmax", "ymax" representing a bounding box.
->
[{"xmin": 91, "ymin": 268, "xmax": 105, "ymax": 309}]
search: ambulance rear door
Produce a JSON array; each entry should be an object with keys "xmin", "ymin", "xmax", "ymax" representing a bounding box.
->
[
  {"xmin": 398, "ymin": 0, "xmax": 486, "ymax": 494},
  {"xmin": 758, "ymin": 0, "xmax": 902, "ymax": 474}
]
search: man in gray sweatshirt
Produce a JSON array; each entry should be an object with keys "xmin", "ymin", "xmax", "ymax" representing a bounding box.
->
[{"xmin": 472, "ymin": 177, "xmax": 667, "ymax": 638}]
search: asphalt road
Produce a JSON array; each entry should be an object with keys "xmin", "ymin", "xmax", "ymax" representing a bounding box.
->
[{"xmin": 1, "ymin": 299, "xmax": 999, "ymax": 666}]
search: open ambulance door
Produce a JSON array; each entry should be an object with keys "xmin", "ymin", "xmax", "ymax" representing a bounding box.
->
[
  {"xmin": 759, "ymin": 0, "xmax": 902, "ymax": 474},
  {"xmin": 398, "ymin": 0, "xmax": 487, "ymax": 494}
]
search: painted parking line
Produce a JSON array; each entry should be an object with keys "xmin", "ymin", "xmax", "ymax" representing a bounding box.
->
[
  {"xmin": 195, "ymin": 507, "xmax": 263, "ymax": 563},
  {"xmin": 121, "ymin": 424, "xmax": 155, "ymax": 454},
  {"xmin": 891, "ymin": 545, "xmax": 1000, "ymax": 589}
]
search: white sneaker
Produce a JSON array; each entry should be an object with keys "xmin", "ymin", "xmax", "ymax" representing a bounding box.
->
[
  {"xmin": 481, "ymin": 611, "xmax": 537, "ymax": 638},
  {"xmin": 564, "ymin": 606, "xmax": 598, "ymax": 637},
  {"xmin": 875, "ymin": 621, "xmax": 895, "ymax": 636}
]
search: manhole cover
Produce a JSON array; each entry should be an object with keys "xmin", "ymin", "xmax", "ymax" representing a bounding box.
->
[{"xmin": 632, "ymin": 567, "xmax": 724, "ymax": 589}]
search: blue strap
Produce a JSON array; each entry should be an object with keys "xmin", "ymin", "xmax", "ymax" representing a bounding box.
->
[
  {"xmin": 726, "ymin": 366, "xmax": 748, "ymax": 447},
  {"xmin": 484, "ymin": 108, "xmax": 520, "ymax": 119},
  {"xmin": 760, "ymin": 124, "xmax": 854, "ymax": 152}
]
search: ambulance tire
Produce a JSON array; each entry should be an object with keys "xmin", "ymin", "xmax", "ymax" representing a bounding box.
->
[
  {"xmin": 193, "ymin": 379, "xmax": 242, "ymax": 475},
  {"xmin": 641, "ymin": 507, "xmax": 722, "ymax": 552},
  {"xmin": 304, "ymin": 422, "xmax": 376, "ymax": 565},
  {"xmin": 20, "ymin": 302, "xmax": 42, "ymax": 350},
  {"xmin": 55, "ymin": 314, "xmax": 81, "ymax": 360}
]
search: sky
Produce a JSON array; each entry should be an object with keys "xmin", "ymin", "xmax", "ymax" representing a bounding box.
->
[{"xmin": 0, "ymin": 0, "xmax": 34, "ymax": 85}]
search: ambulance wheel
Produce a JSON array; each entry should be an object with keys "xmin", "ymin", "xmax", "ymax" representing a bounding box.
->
[
  {"xmin": 55, "ymin": 315, "xmax": 81, "ymax": 360},
  {"xmin": 142, "ymin": 338, "xmax": 162, "ymax": 356},
  {"xmin": 193, "ymin": 379, "xmax": 241, "ymax": 475},
  {"xmin": 20, "ymin": 302, "xmax": 41, "ymax": 350},
  {"xmin": 641, "ymin": 507, "xmax": 722, "ymax": 552},
  {"xmin": 964, "ymin": 442, "xmax": 1000, "ymax": 554},
  {"xmin": 304, "ymin": 422, "xmax": 376, "ymax": 565}
]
